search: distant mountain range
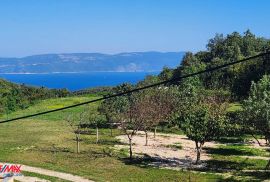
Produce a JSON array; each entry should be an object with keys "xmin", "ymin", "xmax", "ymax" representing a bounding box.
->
[{"xmin": 0, "ymin": 52, "xmax": 184, "ymax": 73}]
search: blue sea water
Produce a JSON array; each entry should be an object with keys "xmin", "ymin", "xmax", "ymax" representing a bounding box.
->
[{"xmin": 0, "ymin": 72, "xmax": 159, "ymax": 91}]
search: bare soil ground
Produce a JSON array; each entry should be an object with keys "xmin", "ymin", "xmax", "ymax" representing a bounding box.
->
[
  {"xmin": 115, "ymin": 131, "xmax": 219, "ymax": 169},
  {"xmin": 249, "ymin": 138, "xmax": 270, "ymax": 149}
]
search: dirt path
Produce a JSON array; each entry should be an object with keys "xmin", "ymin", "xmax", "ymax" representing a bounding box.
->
[
  {"xmin": 239, "ymin": 155, "xmax": 270, "ymax": 160},
  {"xmin": 115, "ymin": 131, "xmax": 219, "ymax": 169},
  {"xmin": 0, "ymin": 162, "xmax": 94, "ymax": 182},
  {"xmin": 14, "ymin": 176, "xmax": 49, "ymax": 182},
  {"xmin": 249, "ymin": 138, "xmax": 270, "ymax": 149}
]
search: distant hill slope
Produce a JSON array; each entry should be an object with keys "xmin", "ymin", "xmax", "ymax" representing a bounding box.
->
[
  {"xmin": 0, "ymin": 78, "xmax": 70, "ymax": 114},
  {"xmin": 0, "ymin": 52, "xmax": 184, "ymax": 73}
]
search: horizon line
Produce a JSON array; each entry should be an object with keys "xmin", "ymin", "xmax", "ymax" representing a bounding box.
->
[{"xmin": 0, "ymin": 50, "xmax": 187, "ymax": 59}]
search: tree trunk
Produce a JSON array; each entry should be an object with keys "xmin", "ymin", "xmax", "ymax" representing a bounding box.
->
[
  {"xmin": 129, "ymin": 138, "xmax": 133, "ymax": 160},
  {"xmin": 110, "ymin": 122, "xmax": 113, "ymax": 137},
  {"xmin": 195, "ymin": 141, "xmax": 202, "ymax": 164},
  {"xmin": 145, "ymin": 131, "xmax": 148, "ymax": 146},
  {"xmin": 265, "ymin": 159, "xmax": 270, "ymax": 170},
  {"xmin": 76, "ymin": 134, "xmax": 80, "ymax": 154},
  {"xmin": 96, "ymin": 127, "xmax": 99, "ymax": 143},
  {"xmin": 154, "ymin": 127, "xmax": 157, "ymax": 138},
  {"xmin": 251, "ymin": 133, "xmax": 262, "ymax": 146}
]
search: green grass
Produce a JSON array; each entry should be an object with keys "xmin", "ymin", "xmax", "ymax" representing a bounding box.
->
[
  {"xmin": 0, "ymin": 96, "xmax": 223, "ymax": 182},
  {"xmin": 155, "ymin": 126, "xmax": 185, "ymax": 135},
  {"xmin": 206, "ymin": 144, "xmax": 270, "ymax": 158},
  {"xmin": 1, "ymin": 95, "xmax": 100, "ymax": 121},
  {"xmin": 202, "ymin": 143, "xmax": 270, "ymax": 180},
  {"xmin": 162, "ymin": 143, "xmax": 183, "ymax": 150},
  {"xmin": 227, "ymin": 103, "xmax": 242, "ymax": 112}
]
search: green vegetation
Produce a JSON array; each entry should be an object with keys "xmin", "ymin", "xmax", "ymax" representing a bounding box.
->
[
  {"xmin": 0, "ymin": 78, "xmax": 70, "ymax": 116},
  {"xmin": 96, "ymin": 30, "xmax": 270, "ymax": 180},
  {"xmin": 162, "ymin": 144, "xmax": 183, "ymax": 150},
  {"xmin": 1, "ymin": 30, "xmax": 270, "ymax": 181},
  {"xmin": 2, "ymin": 96, "xmax": 99, "ymax": 121},
  {"xmin": 227, "ymin": 103, "xmax": 242, "ymax": 112},
  {"xmin": 166, "ymin": 30, "xmax": 270, "ymax": 99},
  {"xmin": 0, "ymin": 96, "xmax": 222, "ymax": 181},
  {"xmin": 241, "ymin": 75, "xmax": 270, "ymax": 146}
]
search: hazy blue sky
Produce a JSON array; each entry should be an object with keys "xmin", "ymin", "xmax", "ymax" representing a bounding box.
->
[{"xmin": 0, "ymin": 0, "xmax": 269, "ymax": 57}]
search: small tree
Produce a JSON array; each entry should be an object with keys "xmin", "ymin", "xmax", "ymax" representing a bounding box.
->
[
  {"xmin": 134, "ymin": 87, "xmax": 176, "ymax": 145},
  {"xmin": 66, "ymin": 112, "xmax": 87, "ymax": 154},
  {"xmin": 87, "ymin": 106, "xmax": 107, "ymax": 144},
  {"xmin": 123, "ymin": 99, "xmax": 144, "ymax": 159},
  {"xmin": 177, "ymin": 88, "xmax": 228, "ymax": 164},
  {"xmin": 99, "ymin": 97, "xmax": 117, "ymax": 137},
  {"xmin": 100, "ymin": 83, "xmax": 144, "ymax": 159},
  {"xmin": 132, "ymin": 92, "xmax": 155, "ymax": 146}
]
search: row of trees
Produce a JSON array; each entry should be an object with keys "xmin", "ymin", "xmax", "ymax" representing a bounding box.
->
[
  {"xmin": 99, "ymin": 84, "xmax": 175, "ymax": 159},
  {"xmin": 66, "ymin": 73, "xmax": 270, "ymax": 164},
  {"xmin": 93, "ymin": 80, "xmax": 232, "ymax": 163},
  {"xmin": 65, "ymin": 30, "xmax": 270, "ymax": 165}
]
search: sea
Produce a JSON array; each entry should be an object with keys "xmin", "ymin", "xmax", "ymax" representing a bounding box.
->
[{"xmin": 0, "ymin": 72, "xmax": 159, "ymax": 91}]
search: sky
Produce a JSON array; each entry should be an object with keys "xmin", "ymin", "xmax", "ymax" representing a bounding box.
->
[{"xmin": 0, "ymin": 0, "xmax": 269, "ymax": 57}]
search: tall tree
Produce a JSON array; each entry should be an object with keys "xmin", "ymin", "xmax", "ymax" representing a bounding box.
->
[
  {"xmin": 242, "ymin": 75, "xmax": 270, "ymax": 145},
  {"xmin": 176, "ymin": 88, "xmax": 229, "ymax": 164}
]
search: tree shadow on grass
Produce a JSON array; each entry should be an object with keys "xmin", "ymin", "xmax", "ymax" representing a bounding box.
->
[
  {"xmin": 235, "ymin": 171, "xmax": 270, "ymax": 181},
  {"xmin": 119, "ymin": 154, "xmax": 207, "ymax": 170},
  {"xmin": 83, "ymin": 139, "xmax": 123, "ymax": 146},
  {"xmin": 201, "ymin": 158, "xmax": 255, "ymax": 171},
  {"xmin": 194, "ymin": 158, "xmax": 269, "ymax": 181},
  {"xmin": 205, "ymin": 147, "xmax": 255, "ymax": 156},
  {"xmin": 36, "ymin": 146, "xmax": 71, "ymax": 154},
  {"xmin": 84, "ymin": 148, "xmax": 117, "ymax": 159},
  {"xmin": 118, "ymin": 153, "xmax": 254, "ymax": 171},
  {"xmin": 215, "ymin": 137, "xmax": 246, "ymax": 144},
  {"xmin": 118, "ymin": 154, "xmax": 270, "ymax": 181}
]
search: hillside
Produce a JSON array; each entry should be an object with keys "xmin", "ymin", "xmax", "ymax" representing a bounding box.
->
[
  {"xmin": 0, "ymin": 79, "xmax": 69, "ymax": 114},
  {"xmin": 0, "ymin": 52, "xmax": 185, "ymax": 73}
]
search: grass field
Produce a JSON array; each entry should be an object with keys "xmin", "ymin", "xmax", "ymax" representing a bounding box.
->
[
  {"xmin": 0, "ymin": 96, "xmax": 225, "ymax": 181},
  {"xmin": 2, "ymin": 95, "xmax": 100, "ymax": 121},
  {"xmin": 0, "ymin": 97, "xmax": 269, "ymax": 181}
]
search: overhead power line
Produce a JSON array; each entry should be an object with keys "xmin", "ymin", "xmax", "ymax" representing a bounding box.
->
[{"xmin": 0, "ymin": 51, "xmax": 269, "ymax": 124}]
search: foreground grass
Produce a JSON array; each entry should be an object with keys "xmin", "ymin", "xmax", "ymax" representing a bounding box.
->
[
  {"xmin": 0, "ymin": 96, "xmax": 222, "ymax": 182},
  {"xmin": 0, "ymin": 120, "xmax": 221, "ymax": 181},
  {"xmin": 204, "ymin": 141, "xmax": 270, "ymax": 181}
]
